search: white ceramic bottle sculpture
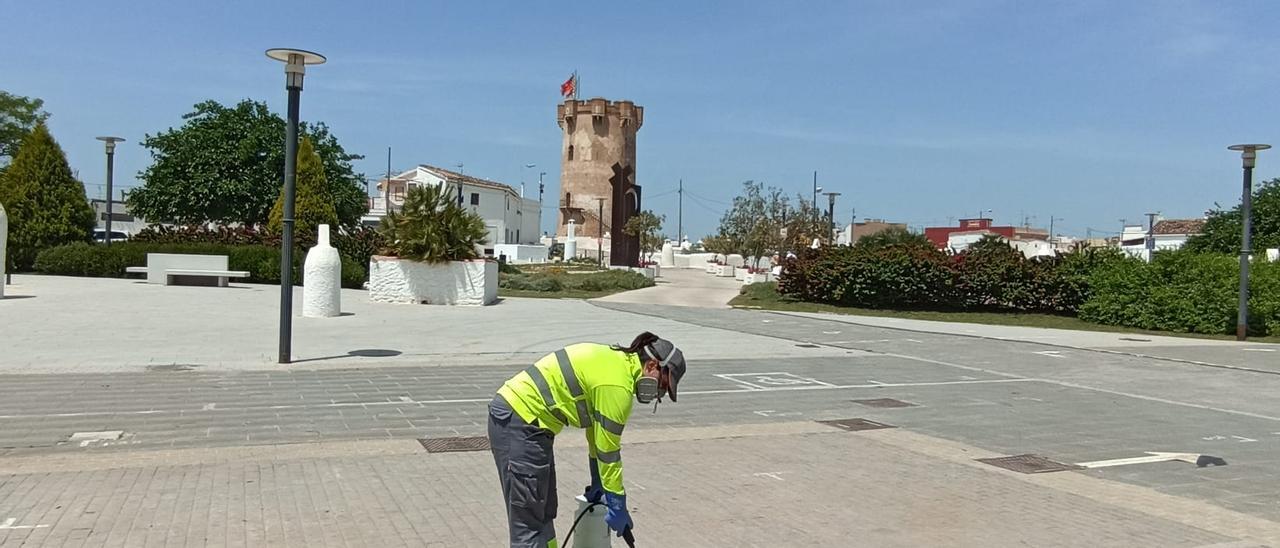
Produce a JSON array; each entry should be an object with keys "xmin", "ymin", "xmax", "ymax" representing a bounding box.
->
[
  {"xmin": 564, "ymin": 219, "xmax": 578, "ymax": 261},
  {"xmin": 660, "ymin": 241, "xmax": 675, "ymax": 267},
  {"xmin": 0, "ymin": 202, "xmax": 7, "ymax": 299},
  {"xmin": 303, "ymin": 224, "xmax": 341, "ymax": 317}
]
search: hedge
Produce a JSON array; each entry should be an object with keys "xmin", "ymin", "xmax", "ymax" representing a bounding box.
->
[
  {"xmin": 499, "ymin": 269, "xmax": 654, "ymax": 293},
  {"xmin": 1079, "ymin": 252, "xmax": 1280, "ymax": 336},
  {"xmin": 779, "ymin": 239, "xmax": 1280, "ymax": 336},
  {"xmin": 34, "ymin": 242, "xmax": 366, "ymax": 289}
]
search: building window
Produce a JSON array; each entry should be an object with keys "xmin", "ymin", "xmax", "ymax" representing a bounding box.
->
[
  {"xmin": 517, "ymin": 229, "xmax": 520, "ymax": 242},
  {"xmin": 470, "ymin": 193, "xmax": 480, "ymax": 206},
  {"xmin": 567, "ymin": 145, "xmax": 574, "ymax": 161}
]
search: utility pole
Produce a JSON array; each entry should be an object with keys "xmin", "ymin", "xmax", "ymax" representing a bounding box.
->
[
  {"xmin": 677, "ymin": 179, "xmax": 683, "ymax": 245},
  {"xmin": 538, "ymin": 172, "xmax": 545, "ymax": 204},
  {"xmin": 384, "ymin": 147, "xmax": 392, "ymax": 215},
  {"xmin": 596, "ymin": 197, "xmax": 606, "ymax": 267},
  {"xmin": 1144, "ymin": 212, "xmax": 1159, "ymax": 261},
  {"xmin": 822, "ymin": 191, "xmax": 841, "ymax": 243},
  {"xmin": 811, "ymin": 171, "xmax": 819, "ymax": 224}
]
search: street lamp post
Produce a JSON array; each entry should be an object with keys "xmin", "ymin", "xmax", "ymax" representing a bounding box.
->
[
  {"xmin": 1227, "ymin": 144, "xmax": 1270, "ymax": 341},
  {"xmin": 596, "ymin": 197, "xmax": 606, "ymax": 267},
  {"xmin": 823, "ymin": 191, "xmax": 841, "ymax": 242},
  {"xmin": 522, "ymin": 163, "xmax": 536, "ymax": 198},
  {"xmin": 266, "ymin": 48, "xmax": 326, "ymax": 364},
  {"xmin": 95, "ymin": 137, "xmax": 125, "ymax": 246}
]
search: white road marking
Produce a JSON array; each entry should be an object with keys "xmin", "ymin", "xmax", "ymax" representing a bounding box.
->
[
  {"xmin": 202, "ymin": 403, "xmax": 216, "ymax": 411},
  {"xmin": 1231, "ymin": 435, "xmax": 1258, "ymax": 443},
  {"xmin": 1077, "ymin": 452, "xmax": 1202, "ymax": 469},
  {"xmin": 0, "ymin": 518, "xmax": 50, "ymax": 530},
  {"xmin": 713, "ymin": 374, "xmax": 768, "ymax": 390},
  {"xmin": 821, "ymin": 331, "xmax": 841, "ymax": 335},
  {"xmin": 752, "ymin": 472, "xmax": 787, "ymax": 481},
  {"xmin": 1242, "ymin": 348, "xmax": 1276, "ymax": 352},
  {"xmin": 1033, "ymin": 351, "xmax": 1065, "ymax": 359},
  {"xmin": 753, "ymin": 410, "xmax": 802, "ymax": 417}
]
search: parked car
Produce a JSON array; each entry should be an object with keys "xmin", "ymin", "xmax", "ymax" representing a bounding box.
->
[{"xmin": 92, "ymin": 229, "xmax": 130, "ymax": 243}]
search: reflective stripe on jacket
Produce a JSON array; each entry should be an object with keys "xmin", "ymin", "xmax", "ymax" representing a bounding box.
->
[{"xmin": 497, "ymin": 343, "xmax": 639, "ymax": 495}]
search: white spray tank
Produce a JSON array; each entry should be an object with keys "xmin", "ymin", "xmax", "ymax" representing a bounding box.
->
[{"xmin": 570, "ymin": 495, "xmax": 611, "ymax": 548}]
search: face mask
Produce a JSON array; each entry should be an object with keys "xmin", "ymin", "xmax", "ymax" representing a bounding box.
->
[{"xmin": 635, "ymin": 374, "xmax": 661, "ymax": 404}]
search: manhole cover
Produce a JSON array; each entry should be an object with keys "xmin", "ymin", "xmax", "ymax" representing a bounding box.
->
[
  {"xmin": 795, "ymin": 344, "xmax": 820, "ymax": 348},
  {"xmin": 418, "ymin": 436, "xmax": 490, "ymax": 453},
  {"xmin": 817, "ymin": 418, "xmax": 896, "ymax": 431},
  {"xmin": 977, "ymin": 454, "xmax": 1081, "ymax": 474},
  {"xmin": 852, "ymin": 398, "xmax": 916, "ymax": 408},
  {"xmin": 1118, "ymin": 337, "xmax": 1151, "ymax": 342}
]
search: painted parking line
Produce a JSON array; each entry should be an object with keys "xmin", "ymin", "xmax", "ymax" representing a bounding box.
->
[
  {"xmin": 0, "ymin": 378, "xmax": 1036, "ymax": 420},
  {"xmin": 716, "ymin": 372, "xmax": 836, "ymax": 389}
]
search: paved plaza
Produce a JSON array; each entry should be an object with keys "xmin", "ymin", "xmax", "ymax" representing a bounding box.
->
[{"xmin": 2, "ymin": 272, "xmax": 1280, "ymax": 546}]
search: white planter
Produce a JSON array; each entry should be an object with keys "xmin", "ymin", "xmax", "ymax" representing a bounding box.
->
[
  {"xmin": 716, "ymin": 264, "xmax": 735, "ymax": 277},
  {"xmin": 303, "ymin": 224, "xmax": 342, "ymax": 318},
  {"xmin": 727, "ymin": 254, "xmax": 746, "ymax": 267},
  {"xmin": 705, "ymin": 262, "xmax": 719, "ymax": 274},
  {"xmin": 734, "ymin": 268, "xmax": 746, "ymax": 281},
  {"xmin": 369, "ymin": 256, "xmax": 497, "ymax": 305},
  {"xmin": 743, "ymin": 272, "xmax": 773, "ymax": 285}
]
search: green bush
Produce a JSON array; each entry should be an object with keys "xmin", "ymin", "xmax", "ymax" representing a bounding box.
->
[
  {"xmin": 377, "ymin": 184, "xmax": 486, "ymax": 262},
  {"xmin": 1078, "ymin": 251, "xmax": 1280, "ymax": 336},
  {"xmin": 499, "ymin": 273, "xmax": 565, "ymax": 292},
  {"xmin": 34, "ymin": 242, "xmax": 367, "ymax": 289}
]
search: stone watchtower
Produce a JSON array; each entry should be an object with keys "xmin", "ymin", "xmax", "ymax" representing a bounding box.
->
[{"xmin": 556, "ymin": 97, "xmax": 643, "ymax": 266}]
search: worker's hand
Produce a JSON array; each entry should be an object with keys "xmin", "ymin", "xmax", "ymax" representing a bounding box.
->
[
  {"xmin": 604, "ymin": 493, "xmax": 633, "ymax": 536},
  {"xmin": 585, "ymin": 458, "xmax": 604, "ymax": 503}
]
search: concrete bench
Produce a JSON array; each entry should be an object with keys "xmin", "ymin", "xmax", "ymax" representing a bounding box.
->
[
  {"xmin": 164, "ymin": 269, "xmax": 250, "ymax": 287},
  {"xmin": 129, "ymin": 253, "xmax": 246, "ymax": 287}
]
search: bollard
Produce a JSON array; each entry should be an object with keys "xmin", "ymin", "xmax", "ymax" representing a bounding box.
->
[
  {"xmin": 0, "ymin": 202, "xmax": 7, "ymax": 298},
  {"xmin": 564, "ymin": 220, "xmax": 578, "ymax": 261},
  {"xmin": 303, "ymin": 224, "xmax": 342, "ymax": 317}
]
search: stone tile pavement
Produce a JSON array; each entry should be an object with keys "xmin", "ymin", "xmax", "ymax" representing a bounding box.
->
[{"xmin": 1, "ymin": 422, "xmax": 1275, "ymax": 547}]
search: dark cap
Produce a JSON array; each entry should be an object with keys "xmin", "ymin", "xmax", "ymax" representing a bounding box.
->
[{"xmin": 648, "ymin": 338, "xmax": 686, "ymax": 402}]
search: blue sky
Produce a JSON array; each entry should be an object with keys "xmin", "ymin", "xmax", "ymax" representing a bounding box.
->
[{"xmin": 3, "ymin": 1, "xmax": 1279, "ymax": 239}]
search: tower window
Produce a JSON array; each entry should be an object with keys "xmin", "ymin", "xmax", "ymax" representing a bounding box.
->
[{"xmin": 567, "ymin": 145, "xmax": 575, "ymax": 161}]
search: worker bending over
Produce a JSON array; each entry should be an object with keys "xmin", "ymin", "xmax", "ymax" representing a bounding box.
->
[{"xmin": 487, "ymin": 332, "xmax": 687, "ymax": 547}]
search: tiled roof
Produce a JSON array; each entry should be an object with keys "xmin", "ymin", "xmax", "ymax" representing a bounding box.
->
[
  {"xmin": 420, "ymin": 165, "xmax": 517, "ymax": 194},
  {"xmin": 1152, "ymin": 218, "xmax": 1205, "ymax": 235}
]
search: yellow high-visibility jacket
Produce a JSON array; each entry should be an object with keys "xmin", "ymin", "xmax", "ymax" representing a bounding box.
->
[{"xmin": 497, "ymin": 343, "xmax": 640, "ymax": 495}]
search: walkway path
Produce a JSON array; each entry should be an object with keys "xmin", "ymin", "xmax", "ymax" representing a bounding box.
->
[{"xmin": 591, "ymin": 267, "xmax": 741, "ymax": 308}]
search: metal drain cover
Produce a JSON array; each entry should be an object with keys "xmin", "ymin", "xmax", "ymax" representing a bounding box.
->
[
  {"xmin": 418, "ymin": 436, "xmax": 490, "ymax": 453},
  {"xmin": 852, "ymin": 398, "xmax": 916, "ymax": 408},
  {"xmin": 795, "ymin": 343, "xmax": 821, "ymax": 348},
  {"xmin": 818, "ymin": 418, "xmax": 896, "ymax": 431},
  {"xmin": 977, "ymin": 454, "xmax": 1081, "ymax": 474}
]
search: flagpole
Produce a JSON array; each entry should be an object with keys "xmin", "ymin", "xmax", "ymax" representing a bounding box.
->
[{"xmin": 574, "ymin": 70, "xmax": 579, "ymax": 100}]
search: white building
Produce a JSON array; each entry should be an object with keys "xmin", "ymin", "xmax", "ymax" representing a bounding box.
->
[
  {"xmin": 1119, "ymin": 218, "xmax": 1205, "ymax": 260},
  {"xmin": 364, "ymin": 165, "xmax": 542, "ymax": 254},
  {"xmin": 946, "ymin": 231, "xmax": 1056, "ymax": 259}
]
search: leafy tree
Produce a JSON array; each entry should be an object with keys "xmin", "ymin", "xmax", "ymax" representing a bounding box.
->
[
  {"xmin": 0, "ymin": 91, "xmax": 50, "ymax": 171},
  {"xmin": 377, "ymin": 184, "xmax": 487, "ymax": 262},
  {"xmin": 268, "ymin": 137, "xmax": 339, "ymax": 237},
  {"xmin": 0, "ymin": 123, "xmax": 95, "ymax": 270},
  {"xmin": 783, "ymin": 195, "xmax": 830, "ymax": 251},
  {"xmin": 127, "ymin": 100, "xmax": 366, "ymax": 228},
  {"xmin": 715, "ymin": 181, "xmax": 793, "ymax": 266},
  {"xmin": 623, "ymin": 209, "xmax": 664, "ymax": 263},
  {"xmin": 1184, "ymin": 178, "xmax": 1280, "ymax": 254}
]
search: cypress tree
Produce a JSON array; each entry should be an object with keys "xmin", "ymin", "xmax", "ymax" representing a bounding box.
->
[
  {"xmin": 0, "ymin": 122, "xmax": 95, "ymax": 270},
  {"xmin": 268, "ymin": 136, "xmax": 338, "ymax": 238}
]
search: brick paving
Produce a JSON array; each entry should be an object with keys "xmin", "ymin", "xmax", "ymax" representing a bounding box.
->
[{"xmin": 0, "ymin": 423, "xmax": 1275, "ymax": 547}]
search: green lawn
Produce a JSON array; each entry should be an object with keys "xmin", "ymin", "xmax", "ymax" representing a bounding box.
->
[
  {"xmin": 731, "ymin": 282, "xmax": 1280, "ymax": 344},
  {"xmin": 497, "ymin": 266, "xmax": 654, "ymax": 300}
]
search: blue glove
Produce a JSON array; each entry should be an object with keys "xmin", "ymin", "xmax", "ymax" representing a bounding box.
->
[
  {"xmin": 585, "ymin": 458, "xmax": 604, "ymax": 503},
  {"xmin": 604, "ymin": 492, "xmax": 632, "ymax": 536}
]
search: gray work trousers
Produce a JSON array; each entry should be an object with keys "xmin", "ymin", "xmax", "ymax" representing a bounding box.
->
[{"xmin": 488, "ymin": 395, "xmax": 558, "ymax": 548}]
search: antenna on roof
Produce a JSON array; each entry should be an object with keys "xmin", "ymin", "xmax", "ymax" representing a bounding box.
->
[{"xmin": 455, "ymin": 163, "xmax": 464, "ymax": 174}]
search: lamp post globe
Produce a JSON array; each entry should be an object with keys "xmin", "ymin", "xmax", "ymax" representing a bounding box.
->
[{"xmin": 266, "ymin": 48, "xmax": 326, "ymax": 364}]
